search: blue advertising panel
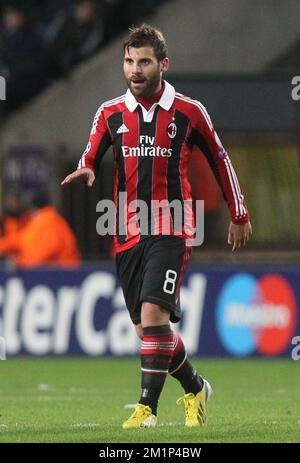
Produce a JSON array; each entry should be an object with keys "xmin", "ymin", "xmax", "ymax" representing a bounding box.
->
[{"xmin": 0, "ymin": 264, "xmax": 299, "ymax": 357}]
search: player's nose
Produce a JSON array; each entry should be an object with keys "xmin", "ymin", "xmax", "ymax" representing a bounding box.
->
[{"xmin": 131, "ymin": 63, "xmax": 142, "ymax": 74}]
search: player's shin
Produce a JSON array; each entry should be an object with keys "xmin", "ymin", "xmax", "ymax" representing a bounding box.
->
[
  {"xmin": 169, "ymin": 333, "xmax": 204, "ymax": 394},
  {"xmin": 139, "ymin": 325, "xmax": 174, "ymax": 415}
]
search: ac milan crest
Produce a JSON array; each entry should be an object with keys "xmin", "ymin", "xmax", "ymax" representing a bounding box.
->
[{"xmin": 167, "ymin": 122, "xmax": 177, "ymax": 139}]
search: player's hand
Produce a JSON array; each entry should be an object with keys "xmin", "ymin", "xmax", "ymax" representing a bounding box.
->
[
  {"xmin": 227, "ymin": 221, "xmax": 252, "ymax": 252},
  {"xmin": 61, "ymin": 168, "xmax": 95, "ymax": 187}
]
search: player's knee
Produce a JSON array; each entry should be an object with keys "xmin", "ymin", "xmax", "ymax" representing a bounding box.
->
[
  {"xmin": 141, "ymin": 302, "xmax": 170, "ymax": 326},
  {"xmin": 135, "ymin": 324, "xmax": 143, "ymax": 340}
]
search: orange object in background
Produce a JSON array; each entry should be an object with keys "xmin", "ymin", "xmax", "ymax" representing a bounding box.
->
[
  {"xmin": 3, "ymin": 214, "xmax": 30, "ymax": 236},
  {"xmin": 15, "ymin": 206, "xmax": 80, "ymax": 267},
  {"xmin": 0, "ymin": 214, "xmax": 31, "ymax": 254},
  {"xmin": 0, "ymin": 206, "xmax": 80, "ymax": 268}
]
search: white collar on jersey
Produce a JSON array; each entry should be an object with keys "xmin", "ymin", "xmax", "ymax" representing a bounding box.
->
[{"xmin": 125, "ymin": 80, "xmax": 175, "ymax": 113}]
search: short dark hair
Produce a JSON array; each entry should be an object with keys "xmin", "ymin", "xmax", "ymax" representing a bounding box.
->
[{"xmin": 123, "ymin": 24, "xmax": 168, "ymax": 61}]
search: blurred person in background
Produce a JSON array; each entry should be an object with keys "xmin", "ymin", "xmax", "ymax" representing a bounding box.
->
[
  {"xmin": 0, "ymin": 188, "xmax": 31, "ymax": 254},
  {"xmin": 48, "ymin": 0, "xmax": 104, "ymax": 76},
  {"xmin": 62, "ymin": 25, "xmax": 252, "ymax": 429},
  {"xmin": 36, "ymin": 0, "xmax": 73, "ymax": 48},
  {"xmin": 0, "ymin": 188, "xmax": 80, "ymax": 267},
  {"xmin": 0, "ymin": 5, "xmax": 48, "ymax": 113}
]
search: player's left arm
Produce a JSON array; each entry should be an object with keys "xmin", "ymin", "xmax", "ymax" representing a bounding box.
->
[
  {"xmin": 227, "ymin": 221, "xmax": 252, "ymax": 251},
  {"xmin": 190, "ymin": 103, "xmax": 252, "ymax": 251}
]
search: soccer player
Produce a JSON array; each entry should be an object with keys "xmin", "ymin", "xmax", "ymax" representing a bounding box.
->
[{"xmin": 62, "ymin": 25, "xmax": 252, "ymax": 428}]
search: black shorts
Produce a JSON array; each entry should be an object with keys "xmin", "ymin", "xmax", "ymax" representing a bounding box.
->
[{"xmin": 115, "ymin": 235, "xmax": 191, "ymax": 325}]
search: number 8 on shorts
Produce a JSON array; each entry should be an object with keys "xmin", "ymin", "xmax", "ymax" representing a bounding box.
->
[{"xmin": 163, "ymin": 269, "xmax": 178, "ymax": 294}]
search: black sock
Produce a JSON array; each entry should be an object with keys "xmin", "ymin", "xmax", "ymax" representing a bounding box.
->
[
  {"xmin": 139, "ymin": 388, "xmax": 161, "ymax": 416},
  {"xmin": 169, "ymin": 333, "xmax": 203, "ymax": 395},
  {"xmin": 139, "ymin": 325, "xmax": 173, "ymax": 415}
]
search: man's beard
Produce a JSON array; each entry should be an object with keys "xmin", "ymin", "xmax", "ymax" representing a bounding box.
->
[{"xmin": 127, "ymin": 71, "xmax": 161, "ymax": 98}]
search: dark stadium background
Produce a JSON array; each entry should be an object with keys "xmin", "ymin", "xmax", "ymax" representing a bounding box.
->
[{"xmin": 0, "ymin": 0, "xmax": 299, "ymax": 445}]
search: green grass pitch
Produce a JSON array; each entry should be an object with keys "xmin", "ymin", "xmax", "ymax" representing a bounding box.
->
[{"xmin": 0, "ymin": 357, "xmax": 299, "ymax": 443}]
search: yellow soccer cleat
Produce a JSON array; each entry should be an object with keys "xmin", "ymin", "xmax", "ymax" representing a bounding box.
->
[
  {"xmin": 176, "ymin": 379, "xmax": 213, "ymax": 427},
  {"xmin": 122, "ymin": 404, "xmax": 158, "ymax": 429}
]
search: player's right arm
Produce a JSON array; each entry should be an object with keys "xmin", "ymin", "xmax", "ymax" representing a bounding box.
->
[
  {"xmin": 61, "ymin": 105, "xmax": 112, "ymax": 187},
  {"xmin": 61, "ymin": 167, "xmax": 95, "ymax": 187}
]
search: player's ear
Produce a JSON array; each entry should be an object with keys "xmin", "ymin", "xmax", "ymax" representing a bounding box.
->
[{"xmin": 161, "ymin": 57, "xmax": 169, "ymax": 73}]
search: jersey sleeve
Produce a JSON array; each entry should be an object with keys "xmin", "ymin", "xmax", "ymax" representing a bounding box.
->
[
  {"xmin": 190, "ymin": 103, "xmax": 249, "ymax": 224},
  {"xmin": 77, "ymin": 105, "xmax": 112, "ymax": 174}
]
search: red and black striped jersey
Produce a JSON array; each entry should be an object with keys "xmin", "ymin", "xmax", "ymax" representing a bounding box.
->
[{"xmin": 77, "ymin": 80, "xmax": 249, "ymax": 253}]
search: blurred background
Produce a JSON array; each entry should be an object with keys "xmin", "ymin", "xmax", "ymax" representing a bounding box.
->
[{"xmin": 0, "ymin": 0, "xmax": 299, "ymax": 359}]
